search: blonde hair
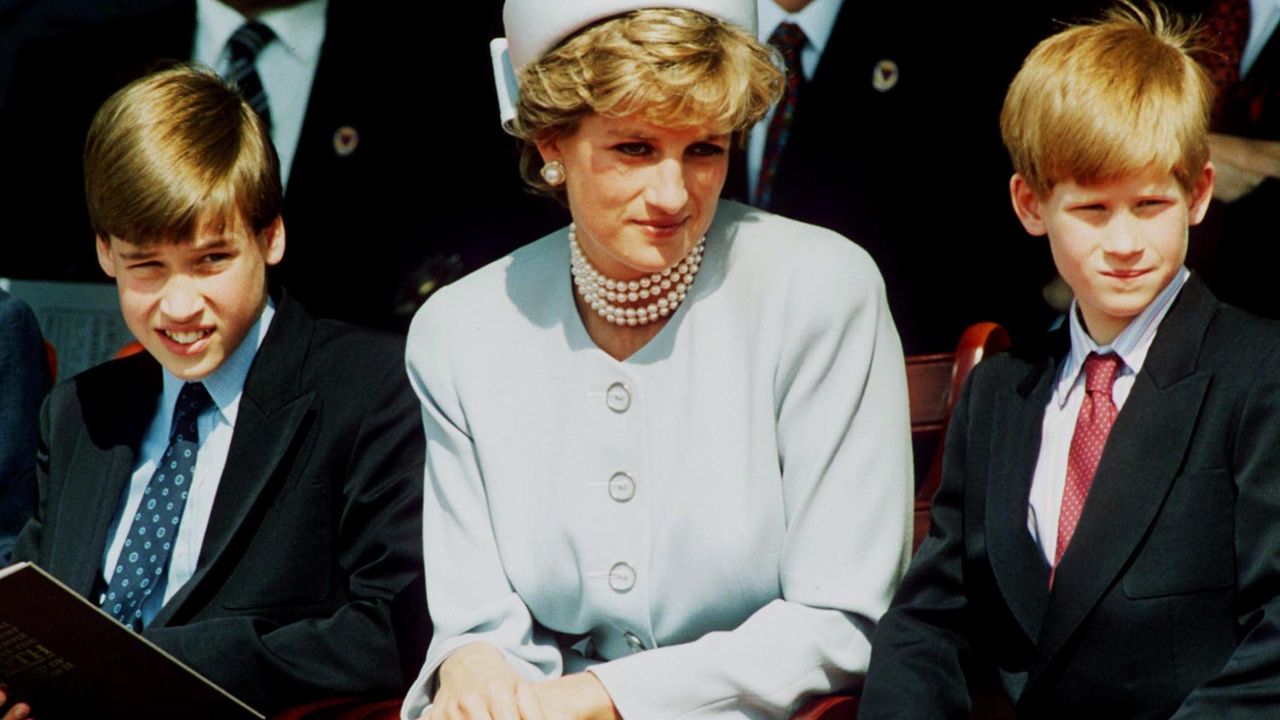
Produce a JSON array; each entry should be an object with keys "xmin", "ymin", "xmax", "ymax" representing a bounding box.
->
[
  {"xmin": 514, "ymin": 8, "xmax": 783, "ymax": 193},
  {"xmin": 1000, "ymin": 1, "xmax": 1212, "ymax": 197},
  {"xmin": 84, "ymin": 64, "xmax": 282, "ymax": 244}
]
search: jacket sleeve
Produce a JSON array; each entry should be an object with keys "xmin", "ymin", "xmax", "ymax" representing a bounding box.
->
[
  {"xmin": 1169, "ymin": 342, "xmax": 1280, "ymax": 718},
  {"xmin": 399, "ymin": 292, "xmax": 566, "ymax": 720}
]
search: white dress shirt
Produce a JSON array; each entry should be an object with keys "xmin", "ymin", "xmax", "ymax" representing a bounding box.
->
[
  {"xmin": 193, "ymin": 0, "xmax": 327, "ymax": 188},
  {"xmin": 1027, "ymin": 268, "xmax": 1189, "ymax": 564},
  {"xmin": 747, "ymin": 0, "xmax": 845, "ymax": 198},
  {"xmin": 101, "ymin": 300, "xmax": 275, "ymax": 626},
  {"xmin": 401, "ymin": 201, "xmax": 912, "ymax": 719},
  {"xmin": 1244, "ymin": 0, "xmax": 1280, "ymax": 77}
]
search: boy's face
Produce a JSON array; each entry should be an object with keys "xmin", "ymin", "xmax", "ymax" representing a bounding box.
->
[
  {"xmin": 1011, "ymin": 164, "xmax": 1214, "ymax": 345},
  {"xmin": 96, "ymin": 214, "xmax": 285, "ymax": 381}
]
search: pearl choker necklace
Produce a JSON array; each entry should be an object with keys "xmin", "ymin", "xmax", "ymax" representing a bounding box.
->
[{"xmin": 568, "ymin": 224, "xmax": 706, "ymax": 327}]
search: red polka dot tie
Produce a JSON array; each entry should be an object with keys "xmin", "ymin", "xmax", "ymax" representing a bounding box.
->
[{"xmin": 1052, "ymin": 352, "xmax": 1123, "ymax": 586}]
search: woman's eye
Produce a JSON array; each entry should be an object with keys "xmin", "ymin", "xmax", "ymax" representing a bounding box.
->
[
  {"xmin": 688, "ymin": 143, "xmax": 727, "ymax": 158},
  {"xmin": 613, "ymin": 142, "xmax": 652, "ymax": 157}
]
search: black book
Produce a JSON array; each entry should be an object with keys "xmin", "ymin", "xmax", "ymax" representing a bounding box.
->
[{"xmin": 0, "ymin": 562, "xmax": 263, "ymax": 719}]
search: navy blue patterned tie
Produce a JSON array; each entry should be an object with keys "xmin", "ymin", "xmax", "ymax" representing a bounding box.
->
[
  {"xmin": 756, "ymin": 22, "xmax": 808, "ymax": 209},
  {"xmin": 103, "ymin": 382, "xmax": 212, "ymax": 631},
  {"xmin": 225, "ymin": 20, "xmax": 276, "ymax": 131}
]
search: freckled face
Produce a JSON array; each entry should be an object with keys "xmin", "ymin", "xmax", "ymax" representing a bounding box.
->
[
  {"xmin": 538, "ymin": 113, "xmax": 730, "ymax": 280},
  {"xmin": 1010, "ymin": 165, "xmax": 1214, "ymax": 344},
  {"xmin": 96, "ymin": 214, "xmax": 285, "ymax": 380}
]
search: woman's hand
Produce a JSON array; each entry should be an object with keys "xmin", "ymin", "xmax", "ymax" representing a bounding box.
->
[
  {"xmin": 533, "ymin": 673, "xmax": 620, "ymax": 720},
  {"xmin": 424, "ymin": 643, "xmax": 544, "ymax": 720},
  {"xmin": 422, "ymin": 643, "xmax": 620, "ymax": 720}
]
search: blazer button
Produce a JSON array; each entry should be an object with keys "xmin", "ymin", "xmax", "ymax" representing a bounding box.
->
[
  {"xmin": 608, "ymin": 562, "xmax": 636, "ymax": 592},
  {"xmin": 606, "ymin": 382, "xmax": 631, "ymax": 413},
  {"xmin": 608, "ymin": 472, "xmax": 636, "ymax": 502},
  {"xmin": 623, "ymin": 630, "xmax": 646, "ymax": 653}
]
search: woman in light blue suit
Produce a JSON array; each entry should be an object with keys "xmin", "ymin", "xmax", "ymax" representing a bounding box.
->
[{"xmin": 402, "ymin": 1, "xmax": 913, "ymax": 717}]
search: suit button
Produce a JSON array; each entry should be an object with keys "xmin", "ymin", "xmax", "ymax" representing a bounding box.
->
[
  {"xmin": 606, "ymin": 382, "xmax": 631, "ymax": 413},
  {"xmin": 623, "ymin": 631, "xmax": 646, "ymax": 653},
  {"xmin": 608, "ymin": 472, "xmax": 636, "ymax": 502},
  {"xmin": 608, "ymin": 562, "xmax": 636, "ymax": 592}
]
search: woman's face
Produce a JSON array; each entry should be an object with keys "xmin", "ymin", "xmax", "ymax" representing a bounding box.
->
[{"xmin": 538, "ymin": 113, "xmax": 730, "ymax": 280}]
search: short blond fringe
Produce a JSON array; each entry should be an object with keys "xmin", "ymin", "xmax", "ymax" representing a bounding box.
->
[
  {"xmin": 513, "ymin": 9, "xmax": 783, "ymax": 194},
  {"xmin": 1000, "ymin": 0, "xmax": 1213, "ymax": 197},
  {"xmin": 84, "ymin": 64, "xmax": 282, "ymax": 245}
]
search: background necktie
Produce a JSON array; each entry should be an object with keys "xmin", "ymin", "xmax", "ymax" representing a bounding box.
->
[
  {"xmin": 103, "ymin": 382, "xmax": 212, "ymax": 630},
  {"xmin": 1052, "ymin": 353, "xmax": 1123, "ymax": 586},
  {"xmin": 755, "ymin": 22, "xmax": 807, "ymax": 210},
  {"xmin": 225, "ymin": 20, "xmax": 277, "ymax": 132}
]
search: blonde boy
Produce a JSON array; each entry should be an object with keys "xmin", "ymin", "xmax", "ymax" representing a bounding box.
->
[{"xmin": 861, "ymin": 5, "xmax": 1280, "ymax": 718}]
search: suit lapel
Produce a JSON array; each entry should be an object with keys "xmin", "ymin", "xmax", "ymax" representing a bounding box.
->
[
  {"xmin": 985, "ymin": 348, "xmax": 1059, "ymax": 643},
  {"xmin": 152, "ymin": 294, "xmax": 318, "ymax": 625},
  {"xmin": 1033, "ymin": 276, "xmax": 1217, "ymax": 671},
  {"xmin": 53, "ymin": 355, "xmax": 161, "ymax": 596}
]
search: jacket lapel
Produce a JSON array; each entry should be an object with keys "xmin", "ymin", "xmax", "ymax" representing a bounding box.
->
[
  {"xmin": 985, "ymin": 348, "xmax": 1059, "ymax": 644},
  {"xmin": 1033, "ymin": 276, "xmax": 1216, "ymax": 671},
  {"xmin": 53, "ymin": 354, "xmax": 161, "ymax": 596},
  {"xmin": 152, "ymin": 294, "xmax": 318, "ymax": 626}
]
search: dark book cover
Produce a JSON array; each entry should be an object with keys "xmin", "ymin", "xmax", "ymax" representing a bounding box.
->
[{"xmin": 0, "ymin": 562, "xmax": 263, "ymax": 719}]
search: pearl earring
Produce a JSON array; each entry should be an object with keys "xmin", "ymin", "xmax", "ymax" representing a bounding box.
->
[{"xmin": 540, "ymin": 160, "xmax": 566, "ymax": 186}]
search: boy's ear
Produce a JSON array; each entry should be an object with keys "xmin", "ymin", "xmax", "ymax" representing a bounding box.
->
[
  {"xmin": 1009, "ymin": 174, "xmax": 1049, "ymax": 237},
  {"xmin": 260, "ymin": 215, "xmax": 286, "ymax": 267},
  {"xmin": 1187, "ymin": 161, "xmax": 1216, "ymax": 226},
  {"xmin": 95, "ymin": 235, "xmax": 118, "ymax": 279}
]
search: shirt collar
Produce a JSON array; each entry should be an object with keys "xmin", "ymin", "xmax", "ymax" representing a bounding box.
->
[
  {"xmin": 757, "ymin": 0, "xmax": 844, "ymax": 60},
  {"xmin": 160, "ymin": 297, "xmax": 276, "ymax": 430},
  {"xmin": 196, "ymin": 0, "xmax": 327, "ymax": 66},
  {"xmin": 1053, "ymin": 266, "xmax": 1189, "ymax": 408}
]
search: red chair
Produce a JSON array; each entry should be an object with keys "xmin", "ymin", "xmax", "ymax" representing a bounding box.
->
[
  {"xmin": 115, "ymin": 340, "xmax": 146, "ymax": 359},
  {"xmin": 907, "ymin": 322, "xmax": 1010, "ymax": 551},
  {"xmin": 44, "ymin": 340, "xmax": 58, "ymax": 383},
  {"xmin": 269, "ymin": 697, "xmax": 400, "ymax": 720}
]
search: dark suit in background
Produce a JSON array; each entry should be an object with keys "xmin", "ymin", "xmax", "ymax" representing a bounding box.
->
[
  {"xmin": 12, "ymin": 293, "xmax": 428, "ymax": 713},
  {"xmin": 0, "ymin": 289, "xmax": 50, "ymax": 564},
  {"xmin": 0, "ymin": 0, "xmax": 554, "ymax": 332},
  {"xmin": 861, "ymin": 276, "xmax": 1280, "ymax": 718},
  {"xmin": 727, "ymin": 3, "xmax": 1056, "ymax": 353}
]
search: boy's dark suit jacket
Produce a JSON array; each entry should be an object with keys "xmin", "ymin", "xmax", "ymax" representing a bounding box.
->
[
  {"xmin": 861, "ymin": 275, "xmax": 1280, "ymax": 719},
  {"xmin": 12, "ymin": 292, "xmax": 428, "ymax": 714}
]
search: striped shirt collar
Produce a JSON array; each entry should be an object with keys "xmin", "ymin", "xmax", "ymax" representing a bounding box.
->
[{"xmin": 1053, "ymin": 266, "xmax": 1189, "ymax": 408}]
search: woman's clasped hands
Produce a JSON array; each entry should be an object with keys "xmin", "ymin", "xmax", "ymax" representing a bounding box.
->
[{"xmin": 423, "ymin": 643, "xmax": 619, "ymax": 720}]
